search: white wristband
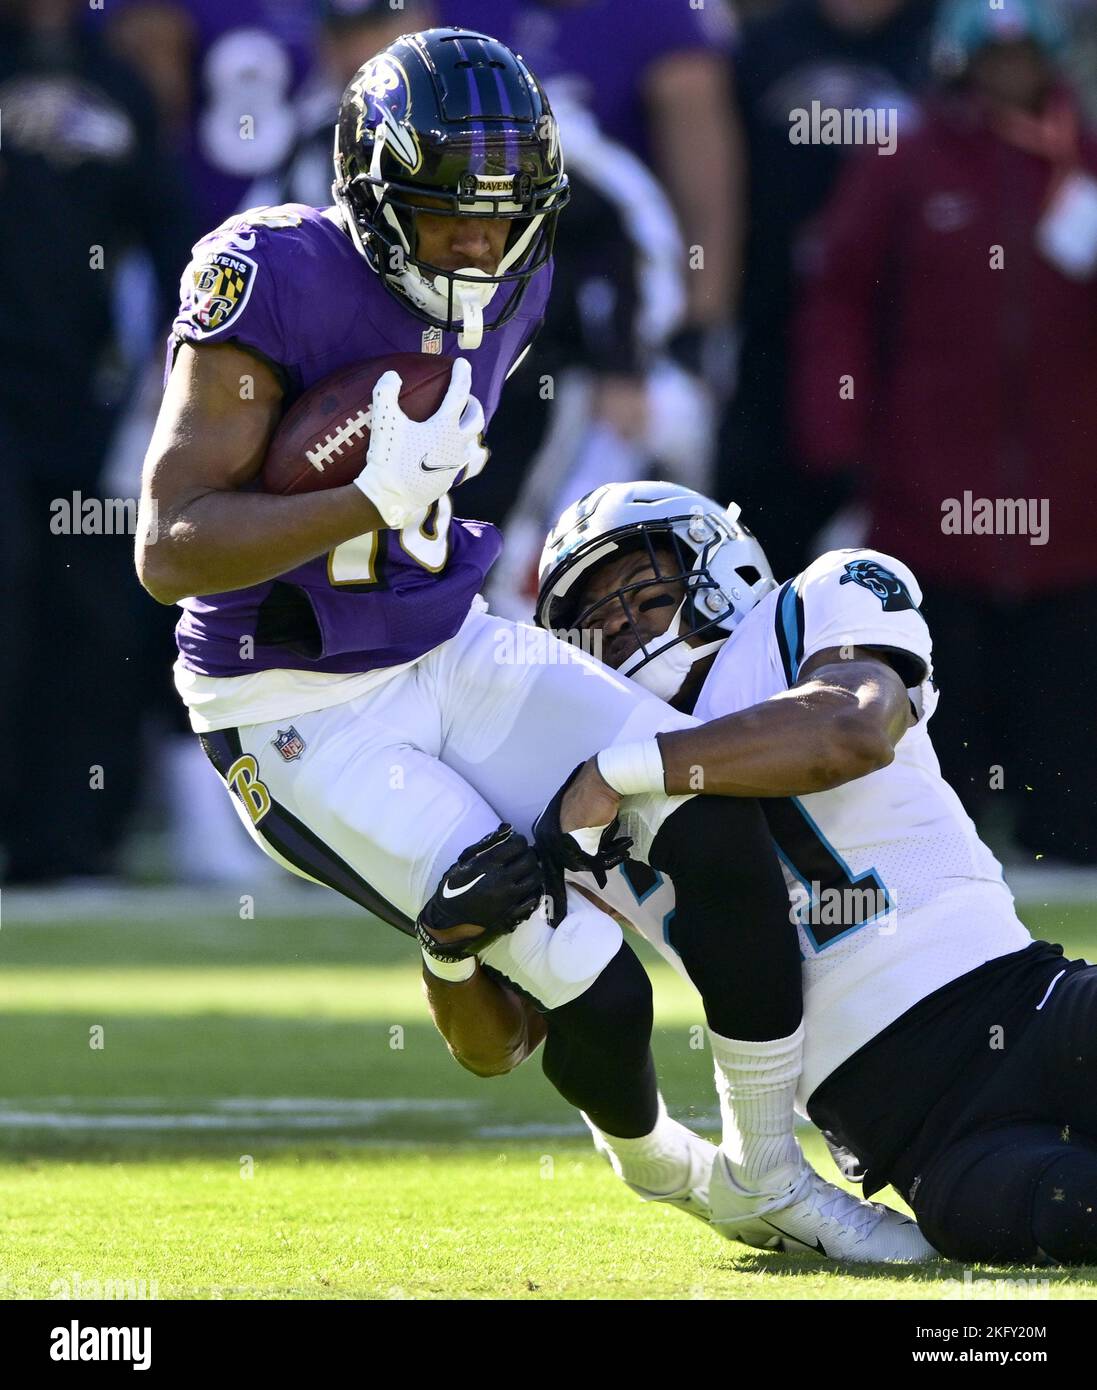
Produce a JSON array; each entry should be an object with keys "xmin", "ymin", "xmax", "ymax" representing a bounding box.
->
[
  {"xmin": 596, "ymin": 739, "xmax": 666, "ymax": 797},
  {"xmin": 421, "ymin": 948, "xmax": 477, "ymax": 983}
]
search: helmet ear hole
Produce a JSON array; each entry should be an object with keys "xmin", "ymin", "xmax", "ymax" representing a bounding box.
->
[{"xmin": 736, "ymin": 565, "xmax": 762, "ymax": 585}]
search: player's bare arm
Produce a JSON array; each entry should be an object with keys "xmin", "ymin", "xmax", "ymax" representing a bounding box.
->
[
  {"xmin": 136, "ymin": 341, "xmax": 384, "ymax": 604},
  {"xmin": 422, "ymin": 965, "xmax": 546, "ymax": 1078},
  {"xmin": 656, "ymin": 646, "xmax": 915, "ymax": 798},
  {"xmin": 560, "ymin": 647, "xmax": 913, "ymax": 829},
  {"xmin": 647, "ymin": 50, "xmax": 740, "ymax": 328}
]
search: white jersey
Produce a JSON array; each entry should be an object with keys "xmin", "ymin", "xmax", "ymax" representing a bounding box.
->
[{"xmin": 594, "ymin": 548, "xmax": 1032, "ymax": 1108}]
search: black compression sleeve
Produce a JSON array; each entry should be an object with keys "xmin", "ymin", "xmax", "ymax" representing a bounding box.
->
[{"xmin": 650, "ymin": 795, "xmax": 802, "ymax": 1040}]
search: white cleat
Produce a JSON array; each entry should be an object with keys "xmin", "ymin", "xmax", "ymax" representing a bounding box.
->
[
  {"xmin": 588, "ymin": 1119, "xmax": 718, "ymax": 1227},
  {"xmin": 709, "ymin": 1155, "xmax": 938, "ymax": 1263}
]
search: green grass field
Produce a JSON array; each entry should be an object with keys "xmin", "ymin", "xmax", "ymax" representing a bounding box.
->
[{"xmin": 2, "ymin": 892, "xmax": 1096, "ymax": 1300}]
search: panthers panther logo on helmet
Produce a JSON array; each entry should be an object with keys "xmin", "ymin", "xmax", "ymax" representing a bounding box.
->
[{"xmin": 839, "ymin": 560, "xmax": 918, "ymax": 613}]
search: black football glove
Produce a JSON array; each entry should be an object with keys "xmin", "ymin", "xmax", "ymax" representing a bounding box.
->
[
  {"xmin": 532, "ymin": 763, "xmax": 634, "ymax": 925},
  {"xmin": 417, "ymin": 823, "xmax": 545, "ymax": 962}
]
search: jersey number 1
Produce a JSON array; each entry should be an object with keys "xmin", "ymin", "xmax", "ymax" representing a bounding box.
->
[{"xmin": 762, "ymin": 798, "xmax": 892, "ymax": 951}]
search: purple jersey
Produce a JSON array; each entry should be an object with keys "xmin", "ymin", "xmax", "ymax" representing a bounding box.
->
[
  {"xmin": 436, "ymin": 0, "xmax": 733, "ymax": 162},
  {"xmin": 169, "ymin": 202, "xmax": 550, "ymax": 678}
]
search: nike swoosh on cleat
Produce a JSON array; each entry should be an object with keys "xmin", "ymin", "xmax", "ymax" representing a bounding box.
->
[
  {"xmin": 441, "ymin": 873, "xmax": 486, "ymax": 899},
  {"xmin": 762, "ymin": 1219, "xmax": 827, "ymax": 1256}
]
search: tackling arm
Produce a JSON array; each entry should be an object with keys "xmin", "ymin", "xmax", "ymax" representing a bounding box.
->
[
  {"xmin": 656, "ymin": 647, "xmax": 915, "ymax": 798},
  {"xmin": 560, "ymin": 647, "xmax": 915, "ymax": 833}
]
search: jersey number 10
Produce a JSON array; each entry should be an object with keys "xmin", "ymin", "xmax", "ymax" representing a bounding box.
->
[{"xmin": 327, "ymin": 497, "xmax": 451, "ymax": 587}]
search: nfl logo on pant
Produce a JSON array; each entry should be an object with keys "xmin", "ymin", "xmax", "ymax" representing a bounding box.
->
[{"xmin": 272, "ymin": 727, "xmax": 306, "ymax": 762}]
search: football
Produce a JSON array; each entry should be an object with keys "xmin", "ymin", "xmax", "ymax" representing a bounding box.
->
[{"xmin": 260, "ymin": 353, "xmax": 457, "ymax": 495}]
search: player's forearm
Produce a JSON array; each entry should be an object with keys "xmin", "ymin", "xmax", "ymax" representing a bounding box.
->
[
  {"xmin": 648, "ymin": 56, "xmax": 739, "ymax": 324},
  {"xmin": 674, "ymin": 159, "xmax": 736, "ymax": 327},
  {"xmin": 658, "ymin": 682, "xmax": 898, "ymax": 798},
  {"xmin": 423, "ymin": 964, "xmax": 545, "ymax": 1077},
  {"xmin": 137, "ymin": 480, "xmax": 384, "ymax": 603}
]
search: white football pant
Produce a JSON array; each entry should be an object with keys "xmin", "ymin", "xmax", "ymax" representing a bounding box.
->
[{"xmin": 203, "ymin": 607, "xmax": 695, "ymax": 1008}]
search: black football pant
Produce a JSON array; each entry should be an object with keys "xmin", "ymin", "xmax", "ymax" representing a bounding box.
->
[
  {"xmin": 897, "ymin": 968, "xmax": 1097, "ymax": 1264},
  {"xmin": 540, "ymin": 794, "xmax": 802, "ymax": 1138}
]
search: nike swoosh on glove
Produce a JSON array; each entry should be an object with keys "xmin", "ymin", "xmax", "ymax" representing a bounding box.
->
[
  {"xmin": 533, "ymin": 763, "xmax": 634, "ymax": 925},
  {"xmin": 417, "ymin": 823, "xmax": 545, "ymax": 961},
  {"xmin": 354, "ymin": 356, "xmax": 488, "ymax": 528}
]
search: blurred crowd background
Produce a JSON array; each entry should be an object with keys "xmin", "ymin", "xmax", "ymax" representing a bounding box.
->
[{"xmin": 1, "ymin": 0, "xmax": 1095, "ymax": 886}]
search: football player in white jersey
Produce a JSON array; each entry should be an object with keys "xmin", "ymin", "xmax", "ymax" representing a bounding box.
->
[{"xmin": 437, "ymin": 481, "xmax": 1097, "ymax": 1265}]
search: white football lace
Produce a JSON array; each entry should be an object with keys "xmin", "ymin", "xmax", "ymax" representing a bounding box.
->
[{"xmin": 798, "ymin": 1175, "xmax": 883, "ymax": 1243}]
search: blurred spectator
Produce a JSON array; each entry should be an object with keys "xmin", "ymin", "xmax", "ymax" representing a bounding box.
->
[
  {"xmin": 0, "ymin": 0, "xmax": 193, "ymax": 881},
  {"xmin": 251, "ymin": 0, "xmax": 439, "ymax": 210},
  {"xmin": 471, "ymin": 96, "xmax": 695, "ymax": 616},
  {"xmin": 722, "ymin": 0, "xmax": 939, "ymax": 579},
  {"xmin": 103, "ymin": 0, "xmax": 322, "ymax": 230},
  {"xmin": 792, "ymin": 0, "xmax": 1097, "ymax": 863},
  {"xmin": 1062, "ymin": 0, "xmax": 1097, "ymax": 124},
  {"xmin": 437, "ymin": 0, "xmax": 741, "ymax": 388}
]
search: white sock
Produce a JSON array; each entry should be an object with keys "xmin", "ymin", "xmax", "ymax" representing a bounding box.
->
[
  {"xmin": 582, "ymin": 1096, "xmax": 692, "ymax": 1196},
  {"xmin": 709, "ymin": 1023, "xmax": 805, "ymax": 1190}
]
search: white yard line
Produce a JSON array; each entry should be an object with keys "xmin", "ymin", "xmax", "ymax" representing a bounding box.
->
[
  {"xmin": 0, "ymin": 1096, "xmax": 482, "ymax": 1132},
  {"xmin": 0, "ymin": 883, "xmax": 363, "ymax": 925}
]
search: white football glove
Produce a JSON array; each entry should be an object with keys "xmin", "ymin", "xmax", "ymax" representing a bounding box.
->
[{"xmin": 354, "ymin": 356, "xmax": 488, "ymax": 528}]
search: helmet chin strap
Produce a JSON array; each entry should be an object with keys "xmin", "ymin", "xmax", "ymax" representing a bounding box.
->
[
  {"xmin": 448, "ymin": 267, "xmax": 497, "ymax": 349},
  {"xmin": 619, "ymin": 600, "xmax": 725, "ymax": 701},
  {"xmin": 390, "ymin": 260, "xmax": 499, "ymax": 349}
]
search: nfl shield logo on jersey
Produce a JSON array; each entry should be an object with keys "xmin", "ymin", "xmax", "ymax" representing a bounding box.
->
[
  {"xmin": 421, "ymin": 326, "xmax": 444, "ymax": 355},
  {"xmin": 272, "ymin": 727, "xmax": 306, "ymax": 762}
]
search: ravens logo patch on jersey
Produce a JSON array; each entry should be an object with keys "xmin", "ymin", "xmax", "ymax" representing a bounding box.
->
[{"xmin": 188, "ymin": 249, "xmax": 258, "ymax": 334}]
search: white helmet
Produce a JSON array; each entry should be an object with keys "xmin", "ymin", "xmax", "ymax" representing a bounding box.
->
[{"xmin": 535, "ymin": 481, "xmax": 777, "ymax": 700}]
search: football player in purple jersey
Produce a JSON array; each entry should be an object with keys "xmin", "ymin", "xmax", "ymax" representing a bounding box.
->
[{"xmin": 136, "ymin": 28, "xmax": 927, "ymax": 1261}]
